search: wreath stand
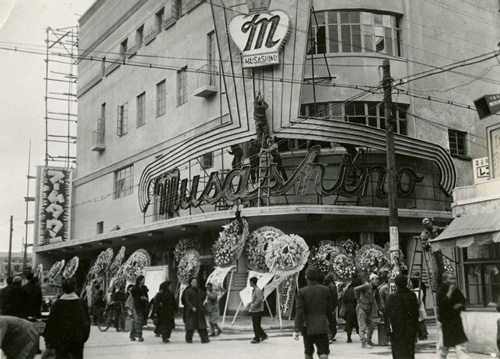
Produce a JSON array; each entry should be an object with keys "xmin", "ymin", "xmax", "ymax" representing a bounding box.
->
[{"xmin": 221, "ymin": 269, "xmax": 234, "ymax": 330}]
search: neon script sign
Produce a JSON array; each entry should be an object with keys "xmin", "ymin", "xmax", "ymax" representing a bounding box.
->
[
  {"xmin": 150, "ymin": 146, "xmax": 423, "ymax": 216},
  {"xmin": 229, "ymin": 10, "xmax": 290, "ymax": 68}
]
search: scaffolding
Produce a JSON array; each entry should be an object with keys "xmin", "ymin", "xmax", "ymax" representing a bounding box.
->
[{"xmin": 44, "ymin": 26, "xmax": 78, "ymax": 167}]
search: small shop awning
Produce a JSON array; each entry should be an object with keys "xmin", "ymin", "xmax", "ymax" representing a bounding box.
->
[{"xmin": 430, "ymin": 212, "xmax": 500, "ymax": 249}]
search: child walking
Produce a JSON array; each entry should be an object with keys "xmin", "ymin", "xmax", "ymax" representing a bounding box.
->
[{"xmin": 205, "ymin": 283, "xmax": 222, "ymax": 337}]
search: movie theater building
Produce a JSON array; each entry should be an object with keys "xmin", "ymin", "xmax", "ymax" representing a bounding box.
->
[{"xmin": 34, "ymin": 0, "xmax": 500, "ymax": 311}]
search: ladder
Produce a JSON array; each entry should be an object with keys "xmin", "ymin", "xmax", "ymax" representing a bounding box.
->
[
  {"xmin": 257, "ymin": 151, "xmax": 271, "ymax": 207},
  {"xmin": 408, "ymin": 236, "xmax": 437, "ymax": 316}
]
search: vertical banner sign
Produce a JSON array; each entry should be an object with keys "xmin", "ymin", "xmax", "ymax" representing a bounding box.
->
[
  {"xmin": 36, "ymin": 166, "xmax": 72, "ymax": 245},
  {"xmin": 389, "ymin": 226, "xmax": 399, "ymax": 251},
  {"xmin": 278, "ymin": 273, "xmax": 297, "ymax": 318}
]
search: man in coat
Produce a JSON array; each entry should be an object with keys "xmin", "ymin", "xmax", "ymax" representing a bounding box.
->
[
  {"xmin": 182, "ymin": 278, "xmax": 210, "ymax": 344},
  {"xmin": 324, "ymin": 274, "xmax": 338, "ymax": 343},
  {"xmin": 129, "ymin": 275, "xmax": 149, "ymax": 342},
  {"xmin": 0, "ymin": 316, "xmax": 39, "ymax": 359},
  {"xmin": 385, "ymin": 275, "xmax": 419, "ymax": 359},
  {"xmin": 354, "ymin": 273, "xmax": 381, "ymax": 348},
  {"xmin": 249, "ymin": 276, "xmax": 267, "ymax": 344},
  {"xmin": 153, "ymin": 280, "xmax": 177, "ymax": 343},
  {"xmin": 1, "ymin": 276, "xmax": 26, "ymax": 318},
  {"xmin": 294, "ymin": 266, "xmax": 335, "ymax": 359},
  {"xmin": 436, "ymin": 271, "xmax": 468, "ymax": 358},
  {"xmin": 22, "ymin": 273, "xmax": 42, "ymax": 319}
]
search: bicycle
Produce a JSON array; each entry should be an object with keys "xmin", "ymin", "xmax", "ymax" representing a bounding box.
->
[{"xmin": 97, "ymin": 303, "xmax": 129, "ymax": 332}]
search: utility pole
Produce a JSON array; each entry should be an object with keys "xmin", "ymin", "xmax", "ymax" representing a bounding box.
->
[
  {"xmin": 7, "ymin": 215, "xmax": 13, "ymax": 277},
  {"xmin": 382, "ymin": 59, "xmax": 400, "ymax": 279}
]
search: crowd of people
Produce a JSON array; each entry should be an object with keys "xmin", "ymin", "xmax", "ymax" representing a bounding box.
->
[{"xmin": 1, "ymin": 264, "xmax": 499, "ymax": 359}]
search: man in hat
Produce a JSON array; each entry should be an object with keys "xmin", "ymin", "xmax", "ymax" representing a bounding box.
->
[
  {"xmin": 354, "ymin": 273, "xmax": 381, "ymax": 349},
  {"xmin": 421, "ymin": 218, "xmax": 447, "ymax": 287},
  {"xmin": 294, "ymin": 266, "xmax": 335, "ymax": 359}
]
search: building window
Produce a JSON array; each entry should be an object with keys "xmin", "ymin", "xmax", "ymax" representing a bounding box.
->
[
  {"xmin": 300, "ymin": 101, "xmax": 408, "ymax": 135},
  {"xmin": 117, "ymin": 103, "xmax": 128, "ymax": 136},
  {"xmin": 114, "ymin": 165, "xmax": 134, "ymax": 198},
  {"xmin": 175, "ymin": 0, "xmax": 185, "ymax": 18},
  {"xmin": 96, "ymin": 221, "xmax": 104, "ymax": 234},
  {"xmin": 136, "ymin": 25, "xmax": 144, "ymax": 48},
  {"xmin": 120, "ymin": 39, "xmax": 128, "ymax": 61},
  {"xmin": 155, "ymin": 8, "xmax": 164, "ymax": 34},
  {"xmin": 101, "ymin": 57, "xmax": 106, "ymax": 76},
  {"xmin": 308, "ymin": 10, "xmax": 402, "ymax": 57},
  {"xmin": 448, "ymin": 129, "xmax": 467, "ymax": 157},
  {"xmin": 156, "ymin": 80, "xmax": 167, "ymax": 117},
  {"xmin": 207, "ymin": 31, "xmax": 217, "ymax": 86},
  {"xmin": 137, "ymin": 92, "xmax": 146, "ymax": 127},
  {"xmin": 200, "ymin": 152, "xmax": 214, "ymax": 169},
  {"xmin": 177, "ymin": 67, "xmax": 188, "ymax": 106},
  {"xmin": 463, "ymin": 243, "xmax": 500, "ymax": 308}
]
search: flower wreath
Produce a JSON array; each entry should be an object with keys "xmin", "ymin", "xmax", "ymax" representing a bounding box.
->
[
  {"xmin": 48, "ymin": 260, "xmax": 65, "ymax": 283},
  {"xmin": 382, "ymin": 242, "xmax": 408, "ymax": 272},
  {"xmin": 90, "ymin": 248, "xmax": 114, "ymax": 278},
  {"xmin": 265, "ymin": 234, "xmax": 309, "ymax": 277},
  {"xmin": 338, "ymin": 239, "xmax": 359, "ymax": 257},
  {"xmin": 245, "ymin": 226, "xmax": 284, "ymax": 273},
  {"xmin": 331, "ymin": 253, "xmax": 357, "ymax": 281},
  {"xmin": 177, "ymin": 249, "xmax": 200, "ymax": 285},
  {"xmin": 109, "ymin": 246, "xmax": 126, "ymax": 276},
  {"xmin": 212, "ymin": 217, "xmax": 249, "ymax": 267},
  {"xmin": 118, "ymin": 248, "xmax": 151, "ymax": 282},
  {"xmin": 355, "ymin": 244, "xmax": 389, "ymax": 278},
  {"xmin": 33, "ymin": 263, "xmax": 43, "ymax": 279},
  {"xmin": 62, "ymin": 256, "xmax": 79, "ymax": 279},
  {"xmin": 174, "ymin": 238, "xmax": 200, "ymax": 266},
  {"xmin": 308, "ymin": 240, "xmax": 344, "ymax": 276}
]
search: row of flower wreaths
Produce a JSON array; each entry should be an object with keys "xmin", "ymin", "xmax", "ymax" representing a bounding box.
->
[{"xmin": 41, "ymin": 212, "xmax": 411, "ymax": 290}]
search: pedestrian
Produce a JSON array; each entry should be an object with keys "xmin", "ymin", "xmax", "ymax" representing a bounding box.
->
[
  {"xmin": 43, "ymin": 277, "xmax": 91, "ymax": 359},
  {"xmin": 22, "ymin": 273, "xmax": 42, "ymax": 319},
  {"xmin": 0, "ymin": 276, "xmax": 13, "ymax": 315},
  {"xmin": 436, "ymin": 271, "xmax": 468, "ymax": 358},
  {"xmin": 248, "ymin": 276, "xmax": 268, "ymax": 344},
  {"xmin": 294, "ymin": 266, "xmax": 335, "ymax": 359},
  {"xmin": 354, "ymin": 273, "xmax": 381, "ymax": 349},
  {"xmin": 205, "ymin": 282, "xmax": 222, "ymax": 337},
  {"xmin": 323, "ymin": 274, "xmax": 338, "ymax": 343},
  {"xmin": 1, "ymin": 276, "xmax": 26, "ymax": 318},
  {"xmin": 411, "ymin": 277, "xmax": 428, "ymax": 341},
  {"xmin": 378, "ymin": 270, "xmax": 391, "ymax": 346},
  {"xmin": 129, "ymin": 275, "xmax": 149, "ymax": 342},
  {"xmin": 0, "ymin": 315, "xmax": 40, "ymax": 359},
  {"xmin": 182, "ymin": 278, "xmax": 210, "ymax": 344},
  {"xmin": 90, "ymin": 279, "xmax": 104, "ymax": 325},
  {"xmin": 496, "ymin": 303, "xmax": 500, "ymax": 354},
  {"xmin": 385, "ymin": 275, "xmax": 419, "ymax": 359},
  {"xmin": 153, "ymin": 280, "xmax": 178, "ymax": 343},
  {"xmin": 111, "ymin": 284, "xmax": 127, "ymax": 331},
  {"xmin": 342, "ymin": 276, "xmax": 361, "ymax": 343}
]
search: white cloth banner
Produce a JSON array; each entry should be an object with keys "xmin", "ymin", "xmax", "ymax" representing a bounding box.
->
[
  {"xmin": 206, "ymin": 265, "xmax": 236, "ymax": 300},
  {"xmin": 239, "ymin": 271, "xmax": 274, "ymax": 307},
  {"xmin": 178, "ymin": 283, "xmax": 188, "ymax": 308},
  {"xmin": 263, "ymin": 275, "xmax": 287, "ymax": 299}
]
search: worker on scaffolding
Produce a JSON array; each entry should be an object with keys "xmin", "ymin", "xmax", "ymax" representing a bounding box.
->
[
  {"xmin": 420, "ymin": 218, "xmax": 447, "ymax": 288},
  {"xmin": 253, "ymin": 93, "xmax": 269, "ymax": 149},
  {"xmin": 262, "ymin": 136, "xmax": 288, "ymax": 181}
]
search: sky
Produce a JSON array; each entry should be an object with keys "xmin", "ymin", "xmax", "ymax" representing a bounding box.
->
[{"xmin": 0, "ymin": 0, "xmax": 95, "ymax": 253}]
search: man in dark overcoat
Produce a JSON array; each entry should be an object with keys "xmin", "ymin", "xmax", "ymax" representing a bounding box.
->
[
  {"xmin": 294, "ymin": 266, "xmax": 335, "ymax": 359},
  {"xmin": 154, "ymin": 280, "xmax": 178, "ymax": 343},
  {"xmin": 436, "ymin": 271, "xmax": 468, "ymax": 358},
  {"xmin": 22, "ymin": 273, "xmax": 42, "ymax": 319},
  {"xmin": 385, "ymin": 275, "xmax": 419, "ymax": 359},
  {"xmin": 182, "ymin": 278, "xmax": 209, "ymax": 344}
]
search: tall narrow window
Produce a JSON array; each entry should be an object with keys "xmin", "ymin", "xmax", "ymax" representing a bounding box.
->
[
  {"xmin": 120, "ymin": 39, "xmax": 128, "ymax": 61},
  {"xmin": 137, "ymin": 92, "xmax": 146, "ymax": 127},
  {"xmin": 155, "ymin": 8, "xmax": 164, "ymax": 34},
  {"xmin": 177, "ymin": 67, "xmax": 188, "ymax": 106},
  {"xmin": 448, "ymin": 129, "xmax": 468, "ymax": 157},
  {"xmin": 136, "ymin": 25, "xmax": 144, "ymax": 48},
  {"xmin": 156, "ymin": 80, "xmax": 166, "ymax": 117},
  {"xmin": 117, "ymin": 103, "xmax": 128, "ymax": 136},
  {"xmin": 101, "ymin": 57, "xmax": 106, "ymax": 76},
  {"xmin": 175, "ymin": 0, "xmax": 184, "ymax": 18},
  {"xmin": 99, "ymin": 103, "xmax": 106, "ymax": 132},
  {"xmin": 207, "ymin": 31, "xmax": 217, "ymax": 85},
  {"xmin": 114, "ymin": 165, "xmax": 134, "ymax": 198}
]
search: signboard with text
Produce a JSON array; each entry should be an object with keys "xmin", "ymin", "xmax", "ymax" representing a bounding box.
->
[
  {"xmin": 472, "ymin": 157, "xmax": 489, "ymax": 184},
  {"xmin": 36, "ymin": 166, "xmax": 72, "ymax": 246},
  {"xmin": 229, "ymin": 9, "xmax": 290, "ymax": 68}
]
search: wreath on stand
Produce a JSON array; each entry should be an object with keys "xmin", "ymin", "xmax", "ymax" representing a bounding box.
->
[
  {"xmin": 383, "ymin": 242, "xmax": 408, "ymax": 273},
  {"xmin": 47, "ymin": 260, "xmax": 65, "ymax": 283},
  {"xmin": 265, "ymin": 234, "xmax": 309, "ymax": 277},
  {"xmin": 117, "ymin": 249, "xmax": 151, "ymax": 282},
  {"xmin": 109, "ymin": 246, "xmax": 126, "ymax": 276},
  {"xmin": 355, "ymin": 244, "xmax": 390, "ymax": 280},
  {"xmin": 308, "ymin": 240, "xmax": 344, "ymax": 277},
  {"xmin": 245, "ymin": 226, "xmax": 284, "ymax": 273},
  {"xmin": 174, "ymin": 238, "xmax": 200, "ymax": 267},
  {"xmin": 212, "ymin": 211, "xmax": 248, "ymax": 267},
  {"xmin": 177, "ymin": 249, "xmax": 201, "ymax": 285},
  {"xmin": 331, "ymin": 254, "xmax": 357, "ymax": 281},
  {"xmin": 89, "ymin": 248, "xmax": 114, "ymax": 280},
  {"xmin": 62, "ymin": 256, "xmax": 79, "ymax": 279}
]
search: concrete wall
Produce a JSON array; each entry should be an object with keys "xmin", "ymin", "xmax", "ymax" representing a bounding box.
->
[{"xmin": 462, "ymin": 311, "xmax": 500, "ymax": 356}]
